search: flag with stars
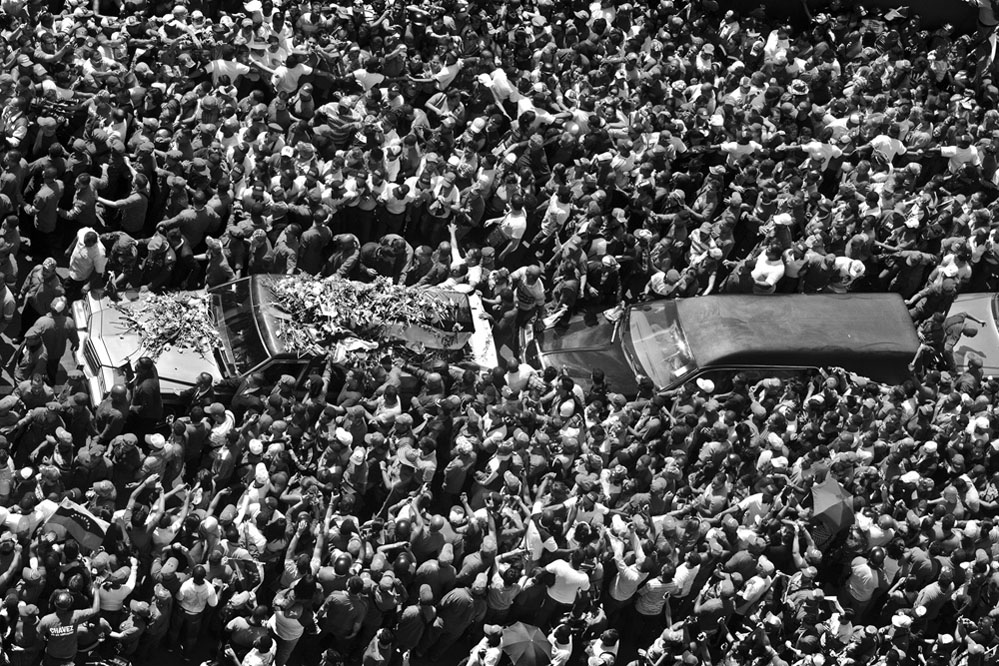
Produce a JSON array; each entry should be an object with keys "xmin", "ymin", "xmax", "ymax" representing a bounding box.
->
[{"xmin": 46, "ymin": 499, "xmax": 109, "ymax": 551}]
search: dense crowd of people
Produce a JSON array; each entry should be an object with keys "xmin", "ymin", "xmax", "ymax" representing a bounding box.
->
[{"xmin": 0, "ymin": 1, "xmax": 996, "ymax": 666}]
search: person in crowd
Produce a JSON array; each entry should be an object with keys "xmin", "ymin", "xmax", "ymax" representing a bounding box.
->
[{"xmin": 0, "ymin": 3, "xmax": 997, "ymax": 666}]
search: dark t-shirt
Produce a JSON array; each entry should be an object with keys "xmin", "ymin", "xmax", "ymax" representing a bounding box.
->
[
  {"xmin": 411, "ymin": 529, "xmax": 445, "ymax": 563},
  {"xmin": 227, "ymin": 617, "xmax": 270, "ymax": 650},
  {"xmin": 694, "ymin": 596, "xmax": 734, "ymax": 632},
  {"xmin": 38, "ymin": 609, "xmax": 94, "ymax": 659},
  {"xmin": 319, "ymin": 592, "xmax": 366, "ymax": 638}
]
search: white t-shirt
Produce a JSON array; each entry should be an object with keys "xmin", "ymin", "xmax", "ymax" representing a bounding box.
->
[
  {"xmin": 720, "ymin": 140, "xmax": 762, "ymax": 166},
  {"xmin": 433, "ymin": 60, "xmax": 463, "ymax": 90},
  {"xmin": 499, "ymin": 210, "xmax": 528, "ymax": 242},
  {"xmin": 353, "ymin": 69, "xmax": 385, "ymax": 92},
  {"xmin": 802, "ymin": 141, "xmax": 843, "ymax": 170},
  {"xmin": 751, "ymin": 256, "xmax": 785, "ymax": 292},
  {"xmin": 272, "ymin": 63, "xmax": 313, "ymax": 94},
  {"xmin": 380, "ymin": 188, "xmax": 414, "ymax": 215},
  {"xmin": 545, "ymin": 559, "xmax": 591, "ymax": 604},
  {"xmin": 940, "ymin": 145, "xmax": 981, "ymax": 173},
  {"xmin": 523, "ymin": 517, "xmax": 559, "ymax": 561},
  {"xmin": 671, "ymin": 562, "xmax": 700, "ymax": 597},
  {"xmin": 737, "ymin": 493, "xmax": 770, "ymax": 527},
  {"xmin": 208, "ymin": 60, "xmax": 251, "ymax": 86},
  {"xmin": 869, "ymin": 135, "xmax": 906, "ymax": 163},
  {"xmin": 548, "ymin": 634, "xmax": 573, "ymax": 666},
  {"xmin": 482, "ymin": 68, "xmax": 519, "ymax": 103},
  {"xmin": 540, "ymin": 196, "xmax": 572, "ymax": 237},
  {"xmin": 847, "ymin": 557, "xmax": 878, "ymax": 602}
]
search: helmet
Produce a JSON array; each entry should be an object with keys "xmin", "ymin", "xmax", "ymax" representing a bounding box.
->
[
  {"xmin": 52, "ymin": 590, "xmax": 73, "ymax": 610},
  {"xmin": 333, "ymin": 555, "xmax": 352, "ymax": 577},
  {"xmin": 393, "ymin": 552, "xmax": 413, "ymax": 576},
  {"xmin": 869, "ymin": 547, "xmax": 886, "ymax": 566},
  {"xmin": 394, "ymin": 519, "xmax": 411, "ymax": 540}
]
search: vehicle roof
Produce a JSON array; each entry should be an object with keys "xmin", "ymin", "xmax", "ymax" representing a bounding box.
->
[
  {"xmin": 673, "ymin": 294, "xmax": 920, "ymax": 383},
  {"xmin": 215, "ymin": 275, "xmax": 478, "ymax": 359}
]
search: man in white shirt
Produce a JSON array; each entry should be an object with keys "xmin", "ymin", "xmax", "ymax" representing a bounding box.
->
[
  {"xmin": 467, "ymin": 627, "xmax": 503, "ymax": 666},
  {"xmin": 352, "ymin": 58, "xmax": 386, "ymax": 92},
  {"xmin": 486, "ymin": 195, "xmax": 528, "ymax": 261},
  {"xmin": 207, "ymin": 402, "xmax": 236, "ymax": 448},
  {"xmin": 779, "ymin": 128, "xmax": 843, "ymax": 171},
  {"xmin": 606, "ymin": 527, "xmax": 650, "ymax": 620},
  {"xmin": 268, "ymin": 54, "xmax": 314, "ymax": 94},
  {"xmin": 734, "ymin": 557, "xmax": 775, "ymax": 617},
  {"xmin": 939, "ymin": 135, "xmax": 982, "ymax": 173},
  {"xmin": 98, "ymin": 557, "xmax": 140, "ymax": 618},
  {"xmin": 671, "ymin": 552, "xmax": 702, "ymax": 601},
  {"xmin": 842, "ymin": 549, "xmax": 884, "ymax": 620},
  {"xmin": 171, "ymin": 565, "xmax": 220, "ymax": 659},
  {"xmin": 722, "ymin": 76, "xmax": 755, "ymax": 107},
  {"xmin": 226, "ymin": 634, "xmax": 276, "ymax": 666},
  {"xmin": 540, "ymin": 553, "xmax": 591, "ymax": 628},
  {"xmin": 750, "ymin": 246, "xmax": 785, "ymax": 294},
  {"xmin": 713, "ymin": 490, "xmax": 774, "ymax": 528},
  {"xmin": 860, "ymin": 124, "xmax": 908, "ymax": 164},
  {"xmin": 477, "ymin": 67, "xmax": 520, "ymax": 118},
  {"xmin": 378, "ymin": 184, "xmax": 414, "ymax": 235},
  {"xmin": 548, "ymin": 624, "xmax": 574, "ymax": 666},
  {"xmin": 824, "ymin": 111, "xmax": 860, "ymax": 141},
  {"xmin": 719, "ymin": 133, "xmax": 763, "ymax": 166},
  {"xmin": 66, "ymin": 228, "xmax": 106, "ymax": 299}
]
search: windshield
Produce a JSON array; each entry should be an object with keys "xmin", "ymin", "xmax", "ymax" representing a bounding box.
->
[
  {"xmin": 624, "ymin": 301, "xmax": 696, "ymax": 388},
  {"xmin": 214, "ymin": 280, "xmax": 270, "ymax": 375}
]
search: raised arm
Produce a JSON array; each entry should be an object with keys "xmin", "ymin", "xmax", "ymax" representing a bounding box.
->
[
  {"xmin": 169, "ymin": 486, "xmax": 193, "ymax": 531},
  {"xmin": 145, "ymin": 487, "xmax": 168, "ymax": 529}
]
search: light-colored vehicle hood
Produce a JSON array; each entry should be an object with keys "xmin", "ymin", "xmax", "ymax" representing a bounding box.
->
[{"xmin": 75, "ymin": 292, "xmax": 222, "ymax": 404}]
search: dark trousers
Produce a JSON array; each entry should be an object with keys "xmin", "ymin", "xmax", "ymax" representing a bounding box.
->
[
  {"xmin": 134, "ymin": 631, "xmax": 166, "ymax": 663},
  {"xmin": 30, "ymin": 228, "xmax": 59, "ymax": 259},
  {"xmin": 169, "ymin": 609, "xmax": 205, "ymax": 654},
  {"xmin": 19, "ymin": 302, "xmax": 41, "ymax": 338},
  {"xmin": 42, "ymin": 653, "xmax": 74, "ymax": 666},
  {"xmin": 44, "ymin": 349, "xmax": 64, "ymax": 386},
  {"xmin": 377, "ymin": 209, "xmax": 407, "ymax": 238},
  {"xmin": 534, "ymin": 595, "xmax": 572, "ymax": 631}
]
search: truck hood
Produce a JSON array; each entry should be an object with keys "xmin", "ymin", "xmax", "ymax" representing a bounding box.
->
[
  {"xmin": 87, "ymin": 299, "xmax": 222, "ymax": 396},
  {"xmin": 949, "ymin": 293, "xmax": 999, "ymax": 377},
  {"xmin": 531, "ymin": 317, "xmax": 638, "ymax": 394}
]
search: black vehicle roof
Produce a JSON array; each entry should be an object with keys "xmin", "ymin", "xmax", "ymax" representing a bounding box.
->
[{"xmin": 672, "ymin": 293, "xmax": 920, "ymax": 383}]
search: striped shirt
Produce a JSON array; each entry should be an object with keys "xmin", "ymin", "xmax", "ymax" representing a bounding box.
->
[{"xmin": 635, "ymin": 577, "xmax": 672, "ymax": 616}]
